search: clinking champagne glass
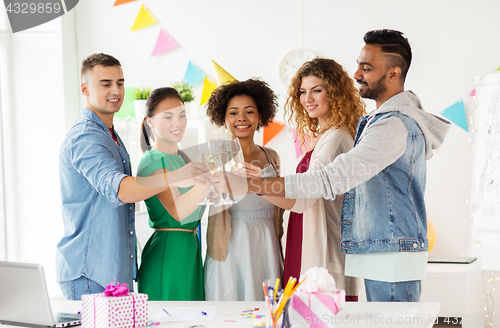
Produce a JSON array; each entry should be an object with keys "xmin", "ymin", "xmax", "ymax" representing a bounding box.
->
[
  {"xmin": 231, "ymin": 138, "xmax": 245, "ymax": 170},
  {"xmin": 209, "ymin": 139, "xmax": 228, "ymax": 206},
  {"xmin": 197, "ymin": 143, "xmax": 214, "ymax": 206},
  {"xmin": 208, "ymin": 139, "xmax": 224, "ymax": 206},
  {"xmin": 219, "ymin": 141, "xmax": 236, "ymax": 205}
]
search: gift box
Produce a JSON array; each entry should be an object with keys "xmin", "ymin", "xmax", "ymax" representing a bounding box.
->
[
  {"xmin": 288, "ymin": 290, "xmax": 345, "ymax": 328},
  {"xmin": 81, "ymin": 283, "xmax": 148, "ymax": 328}
]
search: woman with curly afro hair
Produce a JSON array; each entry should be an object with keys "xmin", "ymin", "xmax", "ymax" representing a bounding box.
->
[
  {"xmin": 263, "ymin": 58, "xmax": 365, "ymax": 301},
  {"xmin": 204, "ymin": 78, "xmax": 284, "ymax": 301}
]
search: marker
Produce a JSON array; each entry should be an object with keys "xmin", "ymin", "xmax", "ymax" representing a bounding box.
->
[
  {"xmin": 201, "ymin": 311, "xmax": 207, "ymax": 315},
  {"xmin": 162, "ymin": 309, "xmax": 171, "ymax": 317}
]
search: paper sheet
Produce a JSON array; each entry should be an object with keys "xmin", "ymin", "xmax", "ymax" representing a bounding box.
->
[{"xmin": 153, "ymin": 306, "xmax": 218, "ymax": 322}]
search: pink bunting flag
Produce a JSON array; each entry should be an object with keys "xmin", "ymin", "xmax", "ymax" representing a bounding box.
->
[
  {"xmin": 292, "ymin": 128, "xmax": 302, "ymax": 159},
  {"xmin": 151, "ymin": 30, "xmax": 178, "ymax": 57}
]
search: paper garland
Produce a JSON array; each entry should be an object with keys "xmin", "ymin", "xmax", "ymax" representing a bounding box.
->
[
  {"xmin": 212, "ymin": 60, "xmax": 237, "ymax": 85},
  {"xmin": 113, "ymin": 0, "xmax": 136, "ymax": 6},
  {"xmin": 441, "ymin": 99, "xmax": 468, "ymax": 132},
  {"xmin": 199, "ymin": 61, "xmax": 238, "ymax": 106},
  {"xmin": 200, "ymin": 77, "xmax": 217, "ymax": 106},
  {"xmin": 184, "ymin": 62, "xmax": 206, "ymax": 85},
  {"xmin": 131, "ymin": 5, "xmax": 158, "ymax": 31},
  {"xmin": 151, "ymin": 29, "xmax": 178, "ymax": 57},
  {"xmin": 263, "ymin": 120, "xmax": 285, "ymax": 146},
  {"xmin": 117, "ymin": 3, "xmax": 294, "ymax": 144}
]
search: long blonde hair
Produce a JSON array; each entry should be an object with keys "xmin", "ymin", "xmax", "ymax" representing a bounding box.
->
[{"xmin": 285, "ymin": 57, "xmax": 366, "ymax": 150}]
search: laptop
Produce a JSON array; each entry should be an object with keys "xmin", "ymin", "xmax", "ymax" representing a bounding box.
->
[
  {"xmin": 0, "ymin": 261, "xmax": 81, "ymax": 327},
  {"xmin": 427, "ymin": 256, "xmax": 477, "ymax": 264}
]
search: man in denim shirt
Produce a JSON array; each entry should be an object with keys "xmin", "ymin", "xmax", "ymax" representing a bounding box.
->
[
  {"xmin": 57, "ymin": 53, "xmax": 208, "ymax": 300},
  {"xmin": 220, "ymin": 30, "xmax": 451, "ymax": 302}
]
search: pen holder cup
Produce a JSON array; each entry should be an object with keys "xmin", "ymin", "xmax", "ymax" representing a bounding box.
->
[{"xmin": 265, "ymin": 296, "xmax": 285, "ymax": 328}]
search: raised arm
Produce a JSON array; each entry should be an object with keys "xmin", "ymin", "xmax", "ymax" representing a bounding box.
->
[
  {"xmin": 143, "ymin": 168, "xmax": 206, "ymax": 222},
  {"xmin": 223, "ymin": 116, "xmax": 408, "ymax": 199},
  {"xmin": 288, "ymin": 129, "xmax": 352, "ymax": 213},
  {"xmin": 117, "ymin": 162, "xmax": 209, "ymax": 203}
]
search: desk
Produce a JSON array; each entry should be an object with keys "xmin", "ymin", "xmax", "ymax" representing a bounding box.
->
[
  {"xmin": 40, "ymin": 300, "xmax": 439, "ymax": 328},
  {"xmin": 420, "ymin": 258, "xmax": 483, "ymax": 328}
]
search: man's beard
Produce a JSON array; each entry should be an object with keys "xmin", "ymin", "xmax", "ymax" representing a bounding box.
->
[{"xmin": 358, "ymin": 74, "xmax": 387, "ymax": 100}]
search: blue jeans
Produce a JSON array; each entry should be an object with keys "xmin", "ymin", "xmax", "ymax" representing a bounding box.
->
[
  {"xmin": 365, "ymin": 279, "xmax": 421, "ymax": 302},
  {"xmin": 59, "ymin": 276, "xmax": 105, "ymax": 300}
]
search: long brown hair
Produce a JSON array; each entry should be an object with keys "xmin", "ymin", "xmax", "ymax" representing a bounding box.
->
[{"xmin": 285, "ymin": 57, "xmax": 366, "ymax": 150}]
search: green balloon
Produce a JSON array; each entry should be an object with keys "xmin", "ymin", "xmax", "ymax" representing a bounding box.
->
[{"xmin": 115, "ymin": 87, "xmax": 137, "ymax": 118}]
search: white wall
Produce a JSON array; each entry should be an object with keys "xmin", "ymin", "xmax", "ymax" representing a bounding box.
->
[
  {"xmin": 7, "ymin": 0, "xmax": 500, "ymax": 298},
  {"xmin": 3, "ymin": 17, "xmax": 67, "ymax": 295}
]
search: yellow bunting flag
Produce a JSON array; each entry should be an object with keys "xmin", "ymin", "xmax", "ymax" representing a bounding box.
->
[
  {"xmin": 113, "ymin": 0, "xmax": 136, "ymax": 6},
  {"xmin": 263, "ymin": 120, "xmax": 285, "ymax": 145},
  {"xmin": 200, "ymin": 77, "xmax": 218, "ymax": 106},
  {"xmin": 212, "ymin": 60, "xmax": 237, "ymax": 85},
  {"xmin": 131, "ymin": 5, "xmax": 158, "ymax": 31}
]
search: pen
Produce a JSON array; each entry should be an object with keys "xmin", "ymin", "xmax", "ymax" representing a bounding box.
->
[
  {"xmin": 201, "ymin": 311, "xmax": 207, "ymax": 315},
  {"xmin": 162, "ymin": 309, "xmax": 170, "ymax": 317}
]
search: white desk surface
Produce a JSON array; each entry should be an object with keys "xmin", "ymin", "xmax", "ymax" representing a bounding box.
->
[
  {"xmin": 425, "ymin": 258, "xmax": 482, "ymax": 278},
  {"xmin": 44, "ymin": 300, "xmax": 439, "ymax": 328}
]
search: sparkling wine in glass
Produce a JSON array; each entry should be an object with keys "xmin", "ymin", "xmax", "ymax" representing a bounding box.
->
[{"xmin": 197, "ymin": 143, "xmax": 214, "ymax": 205}]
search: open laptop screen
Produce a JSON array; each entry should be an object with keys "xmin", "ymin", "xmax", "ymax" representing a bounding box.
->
[{"xmin": 0, "ymin": 261, "xmax": 80, "ymax": 327}]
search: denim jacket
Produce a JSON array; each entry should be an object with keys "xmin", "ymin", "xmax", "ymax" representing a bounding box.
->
[
  {"xmin": 285, "ymin": 91, "xmax": 451, "ymax": 255},
  {"xmin": 341, "ymin": 111, "xmax": 428, "ymax": 254},
  {"xmin": 56, "ymin": 108, "xmax": 136, "ymax": 289}
]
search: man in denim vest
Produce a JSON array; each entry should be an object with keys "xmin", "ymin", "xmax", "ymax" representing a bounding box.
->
[
  {"xmin": 57, "ymin": 53, "xmax": 209, "ymax": 300},
  {"xmin": 221, "ymin": 30, "xmax": 450, "ymax": 302}
]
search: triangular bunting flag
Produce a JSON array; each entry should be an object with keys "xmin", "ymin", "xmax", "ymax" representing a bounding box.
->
[
  {"xmin": 131, "ymin": 5, "xmax": 158, "ymax": 31},
  {"xmin": 292, "ymin": 129, "xmax": 302, "ymax": 159},
  {"xmin": 200, "ymin": 77, "xmax": 217, "ymax": 106},
  {"xmin": 113, "ymin": 0, "xmax": 136, "ymax": 6},
  {"xmin": 184, "ymin": 62, "xmax": 206, "ymax": 85},
  {"xmin": 263, "ymin": 120, "xmax": 285, "ymax": 146},
  {"xmin": 440, "ymin": 99, "xmax": 468, "ymax": 132},
  {"xmin": 212, "ymin": 60, "xmax": 237, "ymax": 85},
  {"xmin": 151, "ymin": 30, "xmax": 178, "ymax": 57}
]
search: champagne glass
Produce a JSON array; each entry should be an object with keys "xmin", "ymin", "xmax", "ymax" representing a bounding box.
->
[
  {"xmin": 209, "ymin": 139, "xmax": 228, "ymax": 206},
  {"xmin": 197, "ymin": 143, "xmax": 214, "ymax": 205},
  {"xmin": 230, "ymin": 138, "xmax": 245, "ymax": 171},
  {"xmin": 218, "ymin": 141, "xmax": 236, "ymax": 205}
]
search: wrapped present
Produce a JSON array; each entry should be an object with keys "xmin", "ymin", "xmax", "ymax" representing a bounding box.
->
[
  {"xmin": 287, "ymin": 267, "xmax": 345, "ymax": 328},
  {"xmin": 288, "ymin": 290, "xmax": 345, "ymax": 328},
  {"xmin": 81, "ymin": 281, "xmax": 148, "ymax": 328}
]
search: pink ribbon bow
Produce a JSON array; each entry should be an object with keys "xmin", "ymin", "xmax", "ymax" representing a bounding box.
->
[{"xmin": 104, "ymin": 280, "xmax": 129, "ymax": 297}]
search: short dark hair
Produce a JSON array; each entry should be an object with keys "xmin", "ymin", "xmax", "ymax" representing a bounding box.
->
[
  {"xmin": 363, "ymin": 29, "xmax": 412, "ymax": 81},
  {"xmin": 206, "ymin": 78, "xmax": 278, "ymax": 131},
  {"xmin": 81, "ymin": 53, "xmax": 121, "ymax": 81}
]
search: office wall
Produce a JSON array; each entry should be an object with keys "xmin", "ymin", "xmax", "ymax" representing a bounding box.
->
[
  {"xmin": 4, "ymin": 19, "xmax": 67, "ymax": 295},
  {"xmin": 7, "ymin": 0, "xmax": 500, "ymax": 298}
]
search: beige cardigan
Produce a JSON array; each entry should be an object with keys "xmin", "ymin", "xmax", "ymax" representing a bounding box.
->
[
  {"xmin": 289, "ymin": 128, "xmax": 361, "ymax": 296},
  {"xmin": 206, "ymin": 146, "xmax": 284, "ymax": 262}
]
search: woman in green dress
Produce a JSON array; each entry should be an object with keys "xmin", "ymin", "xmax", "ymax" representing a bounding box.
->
[{"xmin": 137, "ymin": 87, "xmax": 206, "ymax": 300}]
